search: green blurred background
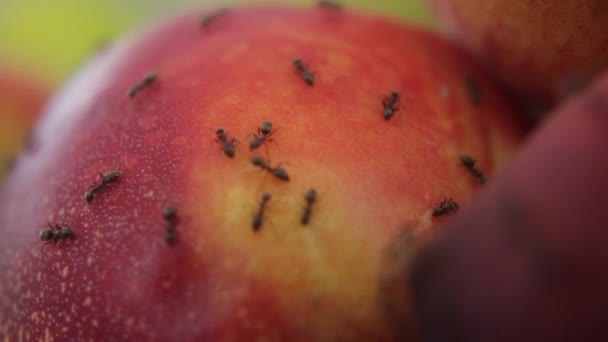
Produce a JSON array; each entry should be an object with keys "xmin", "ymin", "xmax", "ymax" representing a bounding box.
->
[
  {"xmin": 0, "ymin": 0, "xmax": 434, "ymax": 178},
  {"xmin": 0, "ymin": 0, "xmax": 433, "ymax": 85}
]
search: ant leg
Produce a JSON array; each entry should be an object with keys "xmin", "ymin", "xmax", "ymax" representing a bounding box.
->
[
  {"xmin": 263, "ymin": 142, "xmax": 270, "ymax": 159},
  {"xmin": 245, "ymin": 132, "xmax": 259, "ymax": 142},
  {"xmin": 268, "ymin": 137, "xmax": 279, "ymax": 149},
  {"xmin": 262, "ymin": 138, "xmax": 279, "ymax": 159}
]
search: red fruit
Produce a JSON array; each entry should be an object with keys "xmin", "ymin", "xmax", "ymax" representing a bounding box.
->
[
  {"xmin": 411, "ymin": 70, "xmax": 608, "ymax": 341},
  {"xmin": 428, "ymin": 0, "xmax": 608, "ymax": 113},
  {"xmin": 0, "ymin": 63, "xmax": 49, "ymax": 178},
  {"xmin": 0, "ymin": 6, "xmax": 525, "ymax": 340}
]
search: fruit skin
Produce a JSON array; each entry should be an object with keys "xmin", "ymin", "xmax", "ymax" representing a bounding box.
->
[
  {"xmin": 428, "ymin": 0, "xmax": 608, "ymax": 113},
  {"xmin": 0, "ymin": 64, "xmax": 49, "ymax": 179},
  {"xmin": 0, "ymin": 6, "xmax": 524, "ymax": 340},
  {"xmin": 410, "ymin": 71, "xmax": 608, "ymax": 341}
]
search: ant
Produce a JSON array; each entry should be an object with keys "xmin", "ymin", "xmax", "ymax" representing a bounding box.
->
[
  {"xmin": 432, "ymin": 198, "xmax": 459, "ymax": 217},
  {"xmin": 249, "ymin": 121, "xmax": 277, "ymax": 152},
  {"xmin": 301, "ymin": 188, "xmax": 318, "ymax": 225},
  {"xmin": 165, "ymin": 227, "xmax": 176, "ymax": 245},
  {"xmin": 465, "ymin": 73, "xmax": 482, "ymax": 105},
  {"xmin": 215, "ymin": 127, "xmax": 238, "ymax": 158},
  {"xmin": 40, "ymin": 222, "xmax": 74, "ymax": 244},
  {"xmin": 162, "ymin": 204, "xmax": 178, "ymax": 245},
  {"xmin": 318, "ymin": 0, "xmax": 343, "ymax": 10},
  {"xmin": 382, "ymin": 91, "xmax": 400, "ymax": 121},
  {"xmin": 128, "ymin": 72, "xmax": 158, "ymax": 99},
  {"xmin": 293, "ymin": 58, "xmax": 315, "ymax": 86},
  {"xmin": 200, "ymin": 8, "xmax": 230, "ymax": 28},
  {"xmin": 251, "ymin": 156, "xmax": 290, "ymax": 181},
  {"xmin": 85, "ymin": 170, "xmax": 121, "ymax": 203},
  {"xmin": 163, "ymin": 204, "xmax": 177, "ymax": 220},
  {"xmin": 252, "ymin": 193, "xmax": 271, "ymax": 231},
  {"xmin": 460, "ymin": 155, "xmax": 486, "ymax": 184}
]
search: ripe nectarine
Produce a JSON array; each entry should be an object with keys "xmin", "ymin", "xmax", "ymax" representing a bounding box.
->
[{"xmin": 0, "ymin": 5, "xmax": 525, "ymax": 340}]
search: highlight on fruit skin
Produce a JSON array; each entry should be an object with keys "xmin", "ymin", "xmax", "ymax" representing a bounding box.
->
[{"xmin": 0, "ymin": 5, "xmax": 526, "ymax": 340}]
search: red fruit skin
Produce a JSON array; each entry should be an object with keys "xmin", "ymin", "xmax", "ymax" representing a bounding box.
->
[
  {"xmin": 411, "ymin": 71, "xmax": 608, "ymax": 341},
  {"xmin": 428, "ymin": 0, "xmax": 608, "ymax": 113},
  {"xmin": 0, "ymin": 64, "xmax": 49, "ymax": 177},
  {"xmin": 0, "ymin": 6, "xmax": 525, "ymax": 341}
]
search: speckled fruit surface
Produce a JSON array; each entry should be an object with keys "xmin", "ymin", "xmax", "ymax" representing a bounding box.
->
[
  {"xmin": 428, "ymin": 0, "xmax": 608, "ymax": 112},
  {"xmin": 0, "ymin": 5, "xmax": 525, "ymax": 341}
]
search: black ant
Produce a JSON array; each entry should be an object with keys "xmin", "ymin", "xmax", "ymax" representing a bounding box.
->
[
  {"xmin": 293, "ymin": 58, "xmax": 315, "ymax": 86},
  {"xmin": 318, "ymin": 0, "xmax": 343, "ymax": 10},
  {"xmin": 252, "ymin": 193, "xmax": 271, "ymax": 231},
  {"xmin": 215, "ymin": 127, "xmax": 238, "ymax": 158},
  {"xmin": 251, "ymin": 156, "xmax": 290, "ymax": 181},
  {"xmin": 249, "ymin": 121, "xmax": 276, "ymax": 152},
  {"xmin": 128, "ymin": 72, "xmax": 158, "ymax": 99},
  {"xmin": 40, "ymin": 223, "xmax": 74, "ymax": 244},
  {"xmin": 163, "ymin": 204, "xmax": 177, "ymax": 220},
  {"xmin": 200, "ymin": 8, "xmax": 230, "ymax": 28},
  {"xmin": 301, "ymin": 188, "xmax": 318, "ymax": 225},
  {"xmin": 460, "ymin": 155, "xmax": 486, "ymax": 184},
  {"xmin": 165, "ymin": 227, "xmax": 176, "ymax": 245},
  {"xmin": 85, "ymin": 170, "xmax": 121, "ymax": 203},
  {"xmin": 382, "ymin": 90, "xmax": 400, "ymax": 121},
  {"xmin": 162, "ymin": 204, "xmax": 178, "ymax": 245},
  {"xmin": 465, "ymin": 73, "xmax": 482, "ymax": 105},
  {"xmin": 432, "ymin": 198, "xmax": 459, "ymax": 217}
]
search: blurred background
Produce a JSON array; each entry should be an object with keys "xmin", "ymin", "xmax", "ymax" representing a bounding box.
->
[
  {"xmin": 0, "ymin": 0, "xmax": 434, "ymax": 178},
  {"xmin": 0, "ymin": 0, "xmax": 434, "ymax": 85}
]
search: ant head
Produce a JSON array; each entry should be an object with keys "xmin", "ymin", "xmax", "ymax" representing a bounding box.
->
[
  {"xmin": 262, "ymin": 193, "xmax": 272, "ymax": 202},
  {"xmin": 391, "ymin": 90, "xmax": 400, "ymax": 97},
  {"xmin": 293, "ymin": 58, "xmax": 302, "ymax": 66},
  {"xmin": 216, "ymin": 127, "xmax": 225, "ymax": 135},
  {"xmin": 460, "ymin": 155, "xmax": 475, "ymax": 167},
  {"xmin": 260, "ymin": 121, "xmax": 273, "ymax": 135},
  {"xmin": 305, "ymin": 189, "xmax": 317, "ymax": 202},
  {"xmin": 162, "ymin": 204, "xmax": 177, "ymax": 220},
  {"xmin": 103, "ymin": 170, "xmax": 121, "ymax": 184},
  {"xmin": 84, "ymin": 190, "xmax": 95, "ymax": 203},
  {"xmin": 251, "ymin": 156, "xmax": 265, "ymax": 166},
  {"xmin": 39, "ymin": 229, "xmax": 54, "ymax": 241},
  {"xmin": 143, "ymin": 72, "xmax": 158, "ymax": 84}
]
